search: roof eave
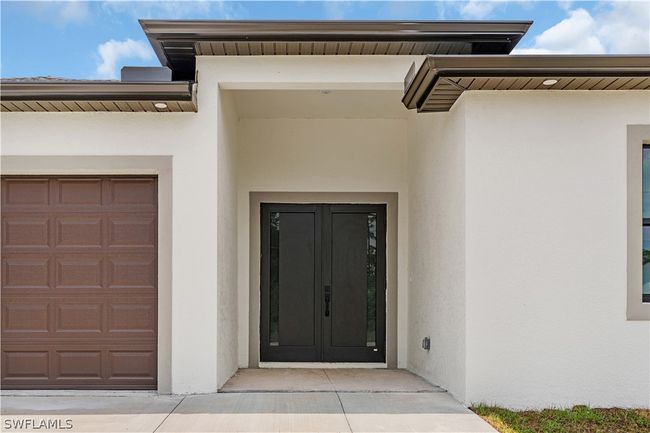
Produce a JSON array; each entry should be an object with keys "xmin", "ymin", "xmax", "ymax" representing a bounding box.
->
[
  {"xmin": 0, "ymin": 81, "xmax": 197, "ymax": 112},
  {"xmin": 140, "ymin": 20, "xmax": 534, "ymax": 80},
  {"xmin": 139, "ymin": 19, "xmax": 533, "ymax": 38},
  {"xmin": 1, "ymin": 81, "xmax": 194, "ymax": 100},
  {"xmin": 403, "ymin": 55, "xmax": 650, "ymax": 111}
]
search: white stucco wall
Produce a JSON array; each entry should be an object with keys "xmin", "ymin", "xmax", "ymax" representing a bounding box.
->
[
  {"xmin": 463, "ymin": 91, "xmax": 650, "ymax": 409},
  {"xmin": 236, "ymin": 116, "xmax": 409, "ymax": 367},
  {"xmin": 0, "ymin": 56, "xmax": 418, "ymax": 393},
  {"xmin": 0, "ymin": 78, "xmax": 222, "ymax": 394},
  {"xmin": 3, "ymin": 50, "xmax": 648, "ymax": 409},
  {"xmin": 406, "ymin": 105, "xmax": 467, "ymax": 402},
  {"xmin": 194, "ymin": 55, "xmax": 417, "ymax": 370},
  {"xmin": 216, "ymin": 90, "xmax": 239, "ymax": 388}
]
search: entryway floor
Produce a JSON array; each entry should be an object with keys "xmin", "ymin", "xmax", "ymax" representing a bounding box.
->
[
  {"xmin": 220, "ymin": 368, "xmax": 444, "ymax": 393},
  {"xmin": 0, "ymin": 370, "xmax": 496, "ymax": 432}
]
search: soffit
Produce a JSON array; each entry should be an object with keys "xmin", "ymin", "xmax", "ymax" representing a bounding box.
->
[
  {"xmin": 0, "ymin": 81, "xmax": 196, "ymax": 112},
  {"xmin": 403, "ymin": 55, "xmax": 650, "ymax": 112},
  {"xmin": 140, "ymin": 20, "xmax": 533, "ymax": 80}
]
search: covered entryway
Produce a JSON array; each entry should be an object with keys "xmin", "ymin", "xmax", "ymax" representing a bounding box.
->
[
  {"xmin": 260, "ymin": 204, "xmax": 386, "ymax": 363},
  {"xmin": 1, "ymin": 176, "xmax": 158, "ymax": 389}
]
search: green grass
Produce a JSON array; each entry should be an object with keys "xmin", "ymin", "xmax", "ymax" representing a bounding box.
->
[{"xmin": 471, "ymin": 405, "xmax": 650, "ymax": 433}]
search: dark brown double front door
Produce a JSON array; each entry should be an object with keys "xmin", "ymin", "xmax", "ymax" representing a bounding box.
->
[{"xmin": 260, "ymin": 203, "xmax": 386, "ymax": 363}]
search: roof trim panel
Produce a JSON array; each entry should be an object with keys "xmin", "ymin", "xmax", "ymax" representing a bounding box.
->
[
  {"xmin": 403, "ymin": 55, "xmax": 650, "ymax": 112},
  {"xmin": 140, "ymin": 20, "xmax": 533, "ymax": 80},
  {"xmin": 0, "ymin": 81, "xmax": 196, "ymax": 112}
]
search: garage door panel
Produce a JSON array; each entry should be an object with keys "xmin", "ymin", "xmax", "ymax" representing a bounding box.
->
[
  {"xmin": 1, "ymin": 175, "xmax": 158, "ymax": 390},
  {"xmin": 2, "ymin": 216, "xmax": 50, "ymax": 248},
  {"xmin": 108, "ymin": 299, "xmax": 156, "ymax": 334},
  {"xmin": 55, "ymin": 178, "xmax": 103, "ymax": 207},
  {"xmin": 55, "ymin": 216, "xmax": 103, "ymax": 248},
  {"xmin": 2, "ymin": 350, "xmax": 50, "ymax": 382},
  {"xmin": 54, "ymin": 351, "xmax": 103, "ymax": 380},
  {"xmin": 108, "ymin": 214, "xmax": 157, "ymax": 248},
  {"xmin": 55, "ymin": 301, "xmax": 104, "ymax": 334},
  {"xmin": 2, "ymin": 255, "xmax": 51, "ymax": 290},
  {"xmin": 3, "ymin": 298, "xmax": 156, "ymax": 340},
  {"xmin": 55, "ymin": 255, "xmax": 104, "ymax": 289},
  {"xmin": 107, "ymin": 178, "xmax": 157, "ymax": 209},
  {"xmin": 2, "ymin": 178, "xmax": 50, "ymax": 209},
  {"xmin": 107, "ymin": 349, "xmax": 156, "ymax": 381},
  {"xmin": 2, "ymin": 345, "xmax": 157, "ymax": 389},
  {"xmin": 107, "ymin": 254, "xmax": 156, "ymax": 289},
  {"xmin": 2, "ymin": 301, "xmax": 50, "ymax": 334}
]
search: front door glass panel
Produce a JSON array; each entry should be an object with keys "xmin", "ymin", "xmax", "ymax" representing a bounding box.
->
[{"xmin": 367, "ymin": 212, "xmax": 377, "ymax": 347}]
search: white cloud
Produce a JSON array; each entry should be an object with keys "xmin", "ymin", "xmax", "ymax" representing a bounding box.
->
[
  {"xmin": 23, "ymin": 0, "xmax": 90, "ymax": 25},
  {"xmin": 323, "ymin": 1, "xmax": 351, "ymax": 20},
  {"xmin": 460, "ymin": 0, "xmax": 507, "ymax": 19},
  {"xmin": 101, "ymin": 0, "xmax": 215, "ymax": 19},
  {"xmin": 456, "ymin": 0, "xmax": 536, "ymax": 19},
  {"xmin": 515, "ymin": 8, "xmax": 605, "ymax": 54},
  {"xmin": 597, "ymin": 1, "xmax": 650, "ymax": 54},
  {"xmin": 59, "ymin": 0, "xmax": 90, "ymax": 22},
  {"xmin": 96, "ymin": 39, "xmax": 154, "ymax": 79},
  {"xmin": 515, "ymin": 1, "xmax": 650, "ymax": 54}
]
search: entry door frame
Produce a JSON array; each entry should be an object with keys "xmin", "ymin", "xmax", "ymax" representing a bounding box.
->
[{"xmin": 249, "ymin": 192, "xmax": 398, "ymax": 368}]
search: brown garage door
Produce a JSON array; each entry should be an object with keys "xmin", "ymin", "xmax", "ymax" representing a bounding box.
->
[{"xmin": 1, "ymin": 176, "xmax": 157, "ymax": 389}]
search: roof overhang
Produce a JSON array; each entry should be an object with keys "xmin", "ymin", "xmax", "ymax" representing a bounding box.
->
[
  {"xmin": 0, "ymin": 81, "xmax": 196, "ymax": 112},
  {"xmin": 140, "ymin": 20, "xmax": 532, "ymax": 80},
  {"xmin": 403, "ymin": 55, "xmax": 650, "ymax": 112}
]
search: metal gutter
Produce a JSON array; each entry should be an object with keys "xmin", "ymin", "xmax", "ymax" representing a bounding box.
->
[
  {"xmin": 0, "ymin": 81, "xmax": 197, "ymax": 112},
  {"xmin": 139, "ymin": 19, "xmax": 533, "ymax": 39},
  {"xmin": 140, "ymin": 20, "xmax": 533, "ymax": 80},
  {"xmin": 403, "ymin": 55, "xmax": 650, "ymax": 111},
  {"xmin": 1, "ymin": 80, "xmax": 194, "ymax": 101}
]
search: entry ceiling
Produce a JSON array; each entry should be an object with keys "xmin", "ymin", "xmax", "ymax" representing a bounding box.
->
[{"xmin": 231, "ymin": 90, "xmax": 409, "ymax": 119}]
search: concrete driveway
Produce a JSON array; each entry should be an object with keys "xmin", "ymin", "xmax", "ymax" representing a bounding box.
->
[
  {"xmin": 1, "ymin": 370, "xmax": 496, "ymax": 432},
  {"xmin": 1, "ymin": 392, "xmax": 495, "ymax": 433}
]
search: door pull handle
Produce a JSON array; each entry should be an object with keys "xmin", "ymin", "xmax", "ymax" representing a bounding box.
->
[{"xmin": 324, "ymin": 285, "xmax": 331, "ymax": 317}]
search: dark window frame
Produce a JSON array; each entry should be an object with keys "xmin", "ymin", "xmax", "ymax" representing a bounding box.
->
[{"xmin": 641, "ymin": 143, "xmax": 650, "ymax": 303}]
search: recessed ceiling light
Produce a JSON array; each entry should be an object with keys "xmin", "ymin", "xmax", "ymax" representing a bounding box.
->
[
  {"xmin": 154, "ymin": 102, "xmax": 168, "ymax": 109},
  {"xmin": 542, "ymin": 79, "xmax": 558, "ymax": 86}
]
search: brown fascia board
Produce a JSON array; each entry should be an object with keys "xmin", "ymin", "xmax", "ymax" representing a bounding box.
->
[
  {"xmin": 0, "ymin": 80, "xmax": 194, "ymax": 101},
  {"xmin": 402, "ymin": 55, "xmax": 650, "ymax": 110},
  {"xmin": 139, "ymin": 19, "xmax": 533, "ymax": 41},
  {"xmin": 140, "ymin": 20, "xmax": 533, "ymax": 79}
]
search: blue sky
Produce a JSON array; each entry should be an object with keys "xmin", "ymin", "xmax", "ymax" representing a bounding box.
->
[{"xmin": 1, "ymin": 1, "xmax": 649, "ymax": 79}]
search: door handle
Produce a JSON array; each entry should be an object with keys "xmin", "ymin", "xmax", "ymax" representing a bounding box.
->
[{"xmin": 324, "ymin": 285, "xmax": 331, "ymax": 317}]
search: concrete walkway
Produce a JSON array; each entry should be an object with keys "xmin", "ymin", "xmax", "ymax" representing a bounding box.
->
[{"xmin": 0, "ymin": 369, "xmax": 496, "ymax": 433}]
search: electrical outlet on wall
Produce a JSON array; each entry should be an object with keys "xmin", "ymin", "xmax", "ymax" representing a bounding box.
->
[{"xmin": 422, "ymin": 337, "xmax": 430, "ymax": 351}]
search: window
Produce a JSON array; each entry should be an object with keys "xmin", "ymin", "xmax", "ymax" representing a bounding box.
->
[
  {"xmin": 641, "ymin": 144, "xmax": 650, "ymax": 302},
  {"xmin": 627, "ymin": 126, "xmax": 650, "ymax": 320}
]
